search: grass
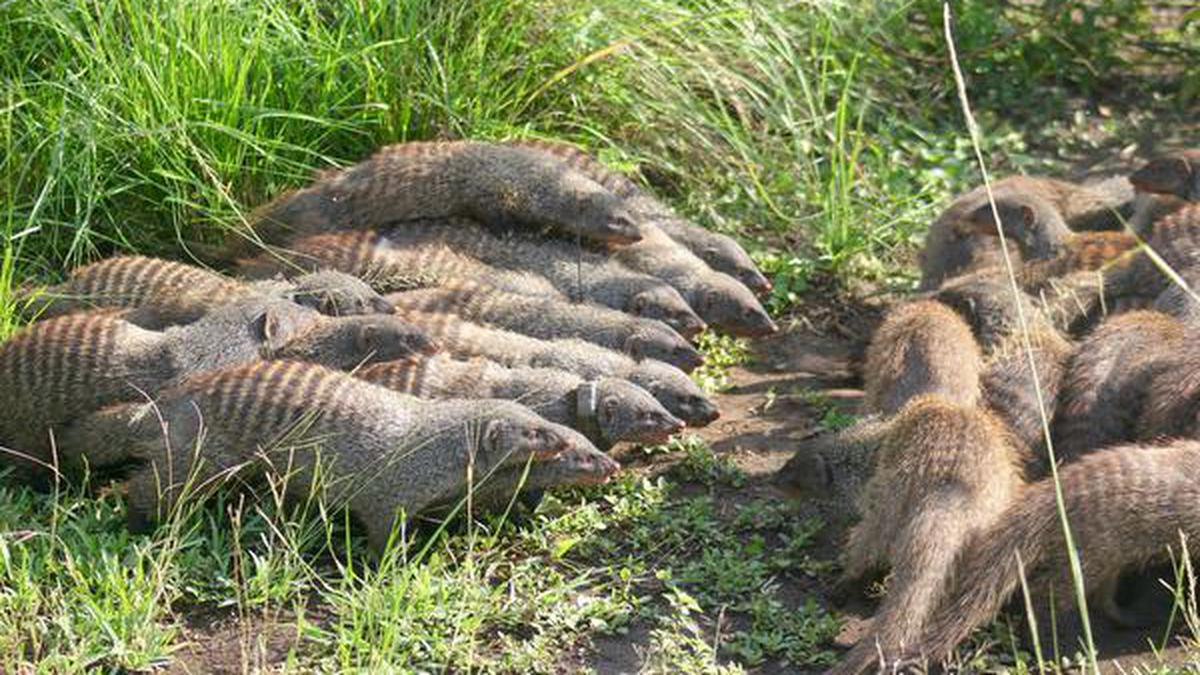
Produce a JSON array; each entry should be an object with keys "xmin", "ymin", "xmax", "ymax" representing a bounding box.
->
[{"xmin": 1, "ymin": 0, "xmax": 1198, "ymax": 671}]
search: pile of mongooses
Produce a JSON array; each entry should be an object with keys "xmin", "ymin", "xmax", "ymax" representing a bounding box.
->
[
  {"xmin": 779, "ymin": 148, "xmax": 1200, "ymax": 673},
  {"xmin": 2, "ymin": 139, "xmax": 777, "ymax": 553}
]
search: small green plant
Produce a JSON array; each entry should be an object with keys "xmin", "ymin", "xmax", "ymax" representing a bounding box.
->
[
  {"xmin": 756, "ymin": 252, "xmax": 814, "ymax": 316},
  {"xmin": 799, "ymin": 390, "xmax": 858, "ymax": 432},
  {"xmin": 670, "ymin": 436, "xmax": 746, "ymax": 488},
  {"xmin": 693, "ymin": 332, "xmax": 751, "ymax": 394}
]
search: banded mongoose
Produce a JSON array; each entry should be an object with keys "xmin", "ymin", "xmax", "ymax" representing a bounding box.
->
[
  {"xmin": 0, "ymin": 299, "xmax": 435, "ymax": 482},
  {"xmin": 891, "ymin": 439, "xmax": 1200, "ymax": 670},
  {"xmin": 1136, "ymin": 343, "xmax": 1200, "ymax": 441},
  {"xmin": 239, "ymin": 230, "xmax": 565, "ymax": 299},
  {"xmin": 356, "ymin": 355, "xmax": 684, "ymax": 450},
  {"xmin": 980, "ymin": 327, "xmax": 1074, "ymax": 473},
  {"xmin": 831, "ymin": 395, "xmax": 1024, "ymax": 675},
  {"xmin": 918, "ymin": 175, "xmax": 1135, "ymax": 290},
  {"xmin": 1130, "ymin": 149, "xmax": 1200, "ymax": 203},
  {"xmin": 62, "ymin": 360, "xmax": 581, "ymax": 552},
  {"xmin": 425, "ymin": 440, "xmax": 621, "ymax": 518},
  {"xmin": 1052, "ymin": 310, "xmax": 1184, "ymax": 461},
  {"xmin": 383, "ymin": 281, "xmax": 704, "ymax": 371},
  {"xmin": 18, "ymin": 256, "xmax": 393, "ymax": 327},
  {"xmin": 775, "ymin": 416, "xmax": 890, "ymax": 522},
  {"xmin": 241, "ymin": 226, "xmax": 707, "ymax": 338},
  {"xmin": 861, "ymin": 300, "xmax": 981, "ymax": 415},
  {"xmin": 246, "ymin": 141, "xmax": 642, "ymax": 250},
  {"xmin": 606, "ymin": 225, "xmax": 777, "ymax": 337},
  {"xmin": 389, "ymin": 309, "xmax": 719, "ymax": 426},
  {"xmin": 509, "ymin": 139, "xmax": 773, "ymax": 296}
]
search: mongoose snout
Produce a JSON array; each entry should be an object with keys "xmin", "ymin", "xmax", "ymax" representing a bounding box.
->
[{"xmin": 1130, "ymin": 150, "xmax": 1200, "ymax": 201}]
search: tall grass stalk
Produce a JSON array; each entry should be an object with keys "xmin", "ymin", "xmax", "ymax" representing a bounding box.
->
[{"xmin": 942, "ymin": 4, "xmax": 1098, "ymax": 671}]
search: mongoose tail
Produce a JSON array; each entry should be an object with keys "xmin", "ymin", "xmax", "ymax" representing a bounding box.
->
[
  {"xmin": 249, "ymin": 141, "xmax": 643, "ymax": 248},
  {"xmin": 862, "ymin": 300, "xmax": 982, "ymax": 416},
  {"xmin": 898, "ymin": 440, "xmax": 1200, "ymax": 669},
  {"xmin": 509, "ymin": 139, "xmax": 772, "ymax": 296},
  {"xmin": 1130, "ymin": 150, "xmax": 1200, "ymax": 202}
]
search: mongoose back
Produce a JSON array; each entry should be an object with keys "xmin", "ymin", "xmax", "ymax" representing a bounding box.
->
[
  {"xmin": 383, "ymin": 281, "xmax": 703, "ymax": 371},
  {"xmin": 246, "ymin": 141, "xmax": 642, "ymax": 249},
  {"xmin": 862, "ymin": 300, "xmax": 982, "ymax": 415},
  {"xmin": 893, "ymin": 439, "xmax": 1200, "ymax": 669},
  {"xmin": 357, "ymin": 355, "xmax": 683, "ymax": 449},
  {"xmin": 1136, "ymin": 345, "xmax": 1200, "ymax": 441},
  {"xmin": 509, "ymin": 140, "xmax": 772, "ymax": 296},
  {"xmin": 389, "ymin": 308, "xmax": 719, "ymax": 426},
  {"xmin": 918, "ymin": 175, "xmax": 1134, "ymax": 290},
  {"xmin": 424, "ymin": 438, "xmax": 621, "ymax": 518},
  {"xmin": 980, "ymin": 326, "xmax": 1073, "ymax": 474},
  {"xmin": 0, "ymin": 299, "xmax": 435, "ymax": 481},
  {"xmin": 607, "ymin": 225, "xmax": 777, "ymax": 337},
  {"xmin": 62, "ymin": 360, "xmax": 579, "ymax": 552},
  {"xmin": 831, "ymin": 395, "xmax": 1024, "ymax": 675},
  {"xmin": 18, "ymin": 256, "xmax": 392, "ymax": 327},
  {"xmin": 1052, "ymin": 310, "xmax": 1183, "ymax": 460},
  {"xmin": 241, "ymin": 226, "xmax": 706, "ymax": 338}
]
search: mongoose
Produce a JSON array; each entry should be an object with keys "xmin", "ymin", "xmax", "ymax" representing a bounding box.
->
[
  {"xmin": 1129, "ymin": 149, "xmax": 1200, "ymax": 203},
  {"xmin": 918, "ymin": 175, "xmax": 1135, "ymax": 290},
  {"xmin": 424, "ymin": 438, "xmax": 621, "ymax": 518},
  {"xmin": 831, "ymin": 395, "xmax": 1024, "ymax": 675},
  {"xmin": 1135, "ymin": 345, "xmax": 1200, "ymax": 441},
  {"xmin": 19, "ymin": 256, "xmax": 394, "ymax": 327},
  {"xmin": 1052, "ymin": 310, "xmax": 1184, "ymax": 461},
  {"xmin": 980, "ymin": 327, "xmax": 1074, "ymax": 474},
  {"xmin": 246, "ymin": 141, "xmax": 642, "ymax": 250},
  {"xmin": 383, "ymin": 281, "xmax": 704, "ymax": 372},
  {"xmin": 389, "ymin": 308, "xmax": 719, "ymax": 426},
  {"xmin": 356, "ymin": 355, "xmax": 684, "ymax": 450},
  {"xmin": 0, "ymin": 299, "xmax": 435, "ymax": 482},
  {"xmin": 606, "ymin": 225, "xmax": 777, "ymax": 337},
  {"xmin": 61, "ymin": 360, "xmax": 581, "ymax": 552},
  {"xmin": 775, "ymin": 415, "xmax": 890, "ymax": 521},
  {"xmin": 240, "ymin": 226, "xmax": 707, "ymax": 338},
  {"xmin": 509, "ymin": 139, "xmax": 773, "ymax": 296},
  {"xmin": 861, "ymin": 300, "xmax": 981, "ymax": 416},
  {"xmin": 239, "ymin": 230, "xmax": 565, "ymax": 299},
  {"xmin": 891, "ymin": 439, "xmax": 1200, "ymax": 670}
]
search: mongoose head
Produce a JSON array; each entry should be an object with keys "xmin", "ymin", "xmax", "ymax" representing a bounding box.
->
[
  {"xmin": 531, "ymin": 439, "xmax": 621, "ymax": 486},
  {"xmin": 1130, "ymin": 151, "xmax": 1200, "ymax": 202},
  {"xmin": 578, "ymin": 378, "xmax": 685, "ymax": 445},
  {"xmin": 626, "ymin": 285, "xmax": 708, "ymax": 339},
  {"xmin": 272, "ymin": 315, "xmax": 439, "ymax": 370},
  {"xmin": 688, "ymin": 275, "xmax": 778, "ymax": 338},
  {"xmin": 775, "ymin": 418, "xmax": 885, "ymax": 522},
  {"xmin": 692, "ymin": 229, "xmax": 773, "ymax": 297},
  {"xmin": 624, "ymin": 359, "xmax": 720, "ymax": 427},
  {"xmin": 967, "ymin": 194, "xmax": 1071, "ymax": 261},
  {"xmin": 931, "ymin": 272, "xmax": 1049, "ymax": 352},
  {"xmin": 501, "ymin": 148, "xmax": 643, "ymax": 245},
  {"xmin": 625, "ymin": 323, "xmax": 704, "ymax": 372},
  {"xmin": 476, "ymin": 401, "xmax": 577, "ymax": 463},
  {"xmin": 287, "ymin": 270, "xmax": 395, "ymax": 316}
]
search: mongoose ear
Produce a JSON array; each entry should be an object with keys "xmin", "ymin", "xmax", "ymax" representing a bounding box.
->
[
  {"xmin": 257, "ymin": 309, "xmax": 285, "ymax": 350},
  {"xmin": 965, "ymin": 204, "xmax": 999, "ymax": 235},
  {"xmin": 631, "ymin": 294, "xmax": 647, "ymax": 313},
  {"xmin": 482, "ymin": 419, "xmax": 502, "ymax": 450},
  {"xmin": 1020, "ymin": 204, "xmax": 1035, "ymax": 228}
]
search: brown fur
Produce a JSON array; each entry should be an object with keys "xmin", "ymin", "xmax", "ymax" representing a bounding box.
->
[
  {"xmin": 18, "ymin": 256, "xmax": 391, "ymax": 327},
  {"xmin": 832, "ymin": 395, "xmax": 1025, "ymax": 675},
  {"xmin": 1136, "ymin": 345, "xmax": 1200, "ymax": 441},
  {"xmin": 61, "ymin": 360, "xmax": 585, "ymax": 552},
  {"xmin": 509, "ymin": 140, "xmax": 772, "ymax": 296},
  {"xmin": 1130, "ymin": 149, "xmax": 1200, "ymax": 203},
  {"xmin": 918, "ymin": 175, "xmax": 1134, "ymax": 290},
  {"xmin": 1052, "ymin": 310, "xmax": 1184, "ymax": 461},
  {"xmin": 383, "ymin": 280, "xmax": 702, "ymax": 371},
  {"xmin": 387, "ymin": 308, "xmax": 718, "ymax": 427},
  {"xmin": 894, "ymin": 439, "xmax": 1200, "ymax": 669},
  {"xmin": 244, "ymin": 141, "xmax": 642, "ymax": 251},
  {"xmin": 356, "ymin": 355, "xmax": 682, "ymax": 449},
  {"xmin": 980, "ymin": 327, "xmax": 1074, "ymax": 475},
  {"xmin": 862, "ymin": 301, "xmax": 982, "ymax": 415}
]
